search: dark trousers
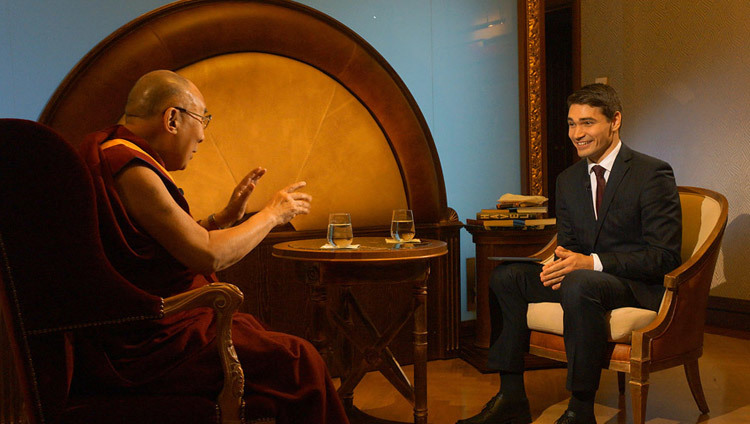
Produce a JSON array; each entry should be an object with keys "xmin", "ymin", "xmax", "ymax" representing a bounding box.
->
[{"xmin": 487, "ymin": 262, "xmax": 640, "ymax": 392}]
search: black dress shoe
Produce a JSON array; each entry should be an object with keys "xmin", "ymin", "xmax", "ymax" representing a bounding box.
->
[
  {"xmin": 456, "ymin": 393, "xmax": 531, "ymax": 424},
  {"xmin": 554, "ymin": 409, "xmax": 597, "ymax": 424}
]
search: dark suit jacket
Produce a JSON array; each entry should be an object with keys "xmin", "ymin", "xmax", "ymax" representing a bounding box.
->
[{"xmin": 555, "ymin": 143, "xmax": 682, "ymax": 311}]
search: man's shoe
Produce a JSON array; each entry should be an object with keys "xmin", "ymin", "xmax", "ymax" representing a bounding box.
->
[
  {"xmin": 554, "ymin": 409, "xmax": 597, "ymax": 424},
  {"xmin": 456, "ymin": 393, "xmax": 531, "ymax": 424}
]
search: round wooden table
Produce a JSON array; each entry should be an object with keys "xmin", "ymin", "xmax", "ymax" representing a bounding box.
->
[{"xmin": 272, "ymin": 237, "xmax": 447, "ymax": 424}]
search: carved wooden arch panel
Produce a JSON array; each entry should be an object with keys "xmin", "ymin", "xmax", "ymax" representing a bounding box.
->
[{"xmin": 39, "ymin": 0, "xmax": 449, "ymax": 224}]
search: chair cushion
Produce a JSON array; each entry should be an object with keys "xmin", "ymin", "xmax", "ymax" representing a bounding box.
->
[{"xmin": 527, "ymin": 303, "xmax": 657, "ymax": 343}]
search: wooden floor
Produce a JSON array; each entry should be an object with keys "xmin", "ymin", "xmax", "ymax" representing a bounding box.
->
[{"xmin": 342, "ymin": 329, "xmax": 750, "ymax": 424}]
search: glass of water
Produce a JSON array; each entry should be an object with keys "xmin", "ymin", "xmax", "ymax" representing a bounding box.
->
[
  {"xmin": 327, "ymin": 213, "xmax": 353, "ymax": 248},
  {"xmin": 390, "ymin": 209, "xmax": 415, "ymax": 242}
]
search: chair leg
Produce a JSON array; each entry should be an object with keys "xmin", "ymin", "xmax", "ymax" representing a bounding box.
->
[
  {"xmin": 617, "ymin": 371, "xmax": 625, "ymax": 394},
  {"xmin": 629, "ymin": 379, "xmax": 648, "ymax": 424},
  {"xmin": 684, "ymin": 360, "xmax": 710, "ymax": 414}
]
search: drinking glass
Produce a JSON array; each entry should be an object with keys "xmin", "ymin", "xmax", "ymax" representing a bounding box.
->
[
  {"xmin": 327, "ymin": 213, "xmax": 353, "ymax": 247},
  {"xmin": 390, "ymin": 209, "xmax": 415, "ymax": 242}
]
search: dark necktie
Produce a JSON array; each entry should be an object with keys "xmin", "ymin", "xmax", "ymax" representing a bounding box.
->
[{"xmin": 592, "ymin": 165, "xmax": 606, "ymax": 216}]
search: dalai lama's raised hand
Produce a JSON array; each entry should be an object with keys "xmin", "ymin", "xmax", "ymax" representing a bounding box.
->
[
  {"xmin": 212, "ymin": 167, "xmax": 267, "ymax": 228},
  {"xmin": 262, "ymin": 181, "xmax": 312, "ymax": 226},
  {"xmin": 540, "ymin": 246, "xmax": 595, "ymax": 290}
]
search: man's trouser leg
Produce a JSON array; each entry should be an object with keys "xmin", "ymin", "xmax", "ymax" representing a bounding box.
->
[
  {"xmin": 487, "ymin": 262, "xmax": 560, "ymax": 371},
  {"xmin": 559, "ymin": 270, "xmax": 639, "ymax": 392}
]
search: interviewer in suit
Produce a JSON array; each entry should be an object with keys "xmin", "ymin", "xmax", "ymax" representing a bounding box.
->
[{"xmin": 457, "ymin": 84, "xmax": 682, "ymax": 424}]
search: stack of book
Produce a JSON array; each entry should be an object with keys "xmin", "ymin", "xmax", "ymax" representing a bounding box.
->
[{"xmin": 467, "ymin": 194, "xmax": 556, "ymax": 230}]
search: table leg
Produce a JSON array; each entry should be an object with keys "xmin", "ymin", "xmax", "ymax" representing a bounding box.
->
[
  {"xmin": 304, "ymin": 263, "xmax": 334, "ymax": 368},
  {"xmin": 413, "ymin": 267, "xmax": 429, "ymax": 424},
  {"xmin": 339, "ymin": 286, "xmax": 355, "ymax": 410},
  {"xmin": 309, "ymin": 259, "xmax": 434, "ymax": 424}
]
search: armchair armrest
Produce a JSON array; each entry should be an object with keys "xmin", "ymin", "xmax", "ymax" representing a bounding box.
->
[
  {"xmin": 529, "ymin": 234, "xmax": 557, "ymax": 263},
  {"xmin": 163, "ymin": 283, "xmax": 245, "ymax": 424}
]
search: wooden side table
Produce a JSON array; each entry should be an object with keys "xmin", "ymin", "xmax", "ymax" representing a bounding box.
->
[
  {"xmin": 272, "ymin": 237, "xmax": 447, "ymax": 424},
  {"xmin": 461, "ymin": 225, "xmax": 557, "ymax": 372}
]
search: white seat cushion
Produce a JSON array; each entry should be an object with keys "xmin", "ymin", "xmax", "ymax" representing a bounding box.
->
[{"xmin": 527, "ymin": 303, "xmax": 658, "ymax": 343}]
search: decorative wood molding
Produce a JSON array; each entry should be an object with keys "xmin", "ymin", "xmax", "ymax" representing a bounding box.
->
[
  {"xmin": 163, "ymin": 282, "xmax": 245, "ymax": 423},
  {"xmin": 518, "ymin": 0, "xmax": 547, "ymax": 196}
]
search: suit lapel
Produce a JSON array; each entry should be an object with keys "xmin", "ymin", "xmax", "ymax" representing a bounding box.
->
[
  {"xmin": 594, "ymin": 143, "xmax": 633, "ymax": 242},
  {"xmin": 569, "ymin": 160, "xmax": 597, "ymax": 251}
]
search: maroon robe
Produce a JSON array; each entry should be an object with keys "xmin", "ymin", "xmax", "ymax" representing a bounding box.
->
[{"xmin": 76, "ymin": 125, "xmax": 349, "ymax": 424}]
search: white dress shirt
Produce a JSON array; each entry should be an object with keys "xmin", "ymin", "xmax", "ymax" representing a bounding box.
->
[{"xmin": 586, "ymin": 140, "xmax": 622, "ymax": 271}]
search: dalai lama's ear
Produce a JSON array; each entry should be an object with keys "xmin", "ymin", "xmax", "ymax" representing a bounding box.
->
[{"xmin": 163, "ymin": 107, "xmax": 180, "ymax": 135}]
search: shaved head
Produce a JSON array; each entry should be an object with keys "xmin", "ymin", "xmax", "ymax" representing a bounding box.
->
[
  {"xmin": 121, "ymin": 70, "xmax": 207, "ymax": 170},
  {"xmin": 125, "ymin": 70, "xmax": 198, "ymax": 120}
]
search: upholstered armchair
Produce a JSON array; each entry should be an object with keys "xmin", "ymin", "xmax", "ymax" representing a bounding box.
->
[
  {"xmin": 0, "ymin": 119, "xmax": 270, "ymax": 423},
  {"xmin": 524, "ymin": 186, "xmax": 728, "ymax": 423}
]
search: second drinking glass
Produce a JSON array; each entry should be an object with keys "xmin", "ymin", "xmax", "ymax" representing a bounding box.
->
[{"xmin": 390, "ymin": 209, "xmax": 415, "ymax": 242}]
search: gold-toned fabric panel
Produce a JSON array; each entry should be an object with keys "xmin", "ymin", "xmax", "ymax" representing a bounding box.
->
[
  {"xmin": 680, "ymin": 193, "xmax": 720, "ymax": 262},
  {"xmin": 171, "ymin": 53, "xmax": 407, "ymax": 230}
]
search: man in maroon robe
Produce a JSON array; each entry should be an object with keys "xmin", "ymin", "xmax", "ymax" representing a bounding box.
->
[{"xmin": 76, "ymin": 70, "xmax": 349, "ymax": 424}]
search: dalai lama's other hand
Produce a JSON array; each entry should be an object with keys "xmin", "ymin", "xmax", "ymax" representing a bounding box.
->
[
  {"xmin": 217, "ymin": 167, "xmax": 267, "ymax": 227},
  {"xmin": 263, "ymin": 181, "xmax": 312, "ymax": 226},
  {"xmin": 540, "ymin": 246, "xmax": 595, "ymax": 290}
]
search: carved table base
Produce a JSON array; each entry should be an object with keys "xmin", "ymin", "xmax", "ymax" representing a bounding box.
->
[{"xmin": 272, "ymin": 238, "xmax": 447, "ymax": 424}]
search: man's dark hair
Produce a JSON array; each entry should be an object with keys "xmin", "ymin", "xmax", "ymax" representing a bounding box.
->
[{"xmin": 567, "ymin": 83, "xmax": 622, "ymax": 121}]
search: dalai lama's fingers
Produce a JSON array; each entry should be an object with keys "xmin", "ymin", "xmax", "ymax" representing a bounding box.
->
[
  {"xmin": 233, "ymin": 167, "xmax": 266, "ymax": 199},
  {"xmin": 216, "ymin": 167, "xmax": 268, "ymax": 227},
  {"xmin": 264, "ymin": 182, "xmax": 312, "ymax": 224},
  {"xmin": 284, "ymin": 181, "xmax": 307, "ymax": 193}
]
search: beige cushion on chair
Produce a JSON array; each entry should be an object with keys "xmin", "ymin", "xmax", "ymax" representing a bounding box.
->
[{"xmin": 527, "ymin": 303, "xmax": 658, "ymax": 343}]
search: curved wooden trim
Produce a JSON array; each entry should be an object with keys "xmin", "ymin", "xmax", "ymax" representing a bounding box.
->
[
  {"xmin": 39, "ymin": 0, "xmax": 449, "ymax": 223},
  {"xmin": 271, "ymin": 237, "xmax": 448, "ymax": 263},
  {"xmin": 529, "ymin": 233, "xmax": 557, "ymax": 261},
  {"xmin": 164, "ymin": 283, "xmax": 245, "ymax": 424},
  {"xmin": 663, "ymin": 187, "xmax": 729, "ymax": 289}
]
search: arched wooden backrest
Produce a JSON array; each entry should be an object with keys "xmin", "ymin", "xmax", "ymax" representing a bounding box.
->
[{"xmin": 39, "ymin": 0, "xmax": 449, "ymax": 229}]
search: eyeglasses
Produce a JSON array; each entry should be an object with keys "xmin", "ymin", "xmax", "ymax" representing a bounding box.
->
[{"xmin": 173, "ymin": 106, "xmax": 212, "ymax": 129}]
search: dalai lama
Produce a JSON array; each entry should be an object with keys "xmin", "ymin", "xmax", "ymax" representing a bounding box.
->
[{"xmin": 76, "ymin": 69, "xmax": 349, "ymax": 424}]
